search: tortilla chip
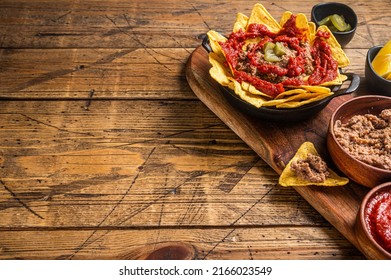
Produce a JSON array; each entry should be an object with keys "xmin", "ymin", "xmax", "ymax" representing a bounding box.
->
[
  {"xmin": 246, "ymin": 83, "xmax": 274, "ymax": 98},
  {"xmin": 280, "ymin": 12, "xmax": 310, "ymax": 40},
  {"xmin": 230, "ymin": 78, "xmax": 267, "ymax": 108},
  {"xmin": 275, "ymin": 92, "xmax": 332, "ymax": 108},
  {"xmin": 279, "ymin": 11, "xmax": 293, "ymax": 27},
  {"xmin": 207, "ymin": 30, "xmax": 227, "ymax": 57},
  {"xmin": 320, "ymin": 73, "xmax": 348, "ymax": 86},
  {"xmin": 308, "ymin": 21, "xmax": 317, "ymax": 42},
  {"xmin": 261, "ymin": 98, "xmax": 290, "ymax": 107},
  {"xmin": 297, "ymin": 85, "xmax": 331, "ymax": 94},
  {"xmin": 275, "ymin": 88, "xmax": 308, "ymax": 99},
  {"xmin": 279, "ymin": 142, "xmax": 349, "ymax": 187},
  {"xmin": 247, "ymin": 3, "xmax": 281, "ymax": 33},
  {"xmin": 233, "ymin": 12, "xmax": 249, "ymax": 32},
  {"xmin": 208, "ymin": 53, "xmax": 231, "ymax": 87},
  {"xmin": 317, "ymin": 25, "xmax": 350, "ymax": 68}
]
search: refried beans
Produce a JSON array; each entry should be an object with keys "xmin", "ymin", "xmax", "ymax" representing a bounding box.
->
[
  {"xmin": 290, "ymin": 153, "xmax": 330, "ymax": 182},
  {"xmin": 334, "ymin": 109, "xmax": 391, "ymax": 170}
]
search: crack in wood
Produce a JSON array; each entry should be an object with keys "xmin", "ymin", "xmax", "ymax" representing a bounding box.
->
[
  {"xmin": 104, "ymin": 15, "xmax": 172, "ymax": 72},
  {"xmin": 84, "ymin": 89, "xmax": 95, "ymax": 110},
  {"xmin": 152, "ymin": 202, "xmax": 165, "ymax": 251},
  {"xmin": 202, "ymin": 186, "xmax": 275, "ymax": 259},
  {"xmin": 217, "ymin": 158, "xmax": 259, "ymax": 193},
  {"xmin": 35, "ymin": 32, "xmax": 85, "ymax": 37},
  {"xmin": 50, "ymin": 11, "xmax": 72, "ymax": 23},
  {"xmin": 19, "ymin": 113, "xmax": 94, "ymax": 136},
  {"xmin": 0, "ymin": 179, "xmax": 44, "ymax": 220},
  {"xmin": 8, "ymin": 49, "xmax": 133, "ymax": 93},
  {"xmin": 0, "ymin": 174, "xmax": 130, "ymax": 212},
  {"xmin": 49, "ymin": 154, "xmax": 264, "ymax": 259},
  {"xmin": 68, "ymin": 146, "xmax": 157, "ymax": 259},
  {"xmin": 105, "ymin": 123, "xmax": 223, "ymax": 150},
  {"xmin": 185, "ymin": 1, "xmax": 211, "ymax": 30}
]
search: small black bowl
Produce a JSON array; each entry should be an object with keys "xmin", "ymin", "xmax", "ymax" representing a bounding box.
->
[
  {"xmin": 365, "ymin": 46, "xmax": 391, "ymax": 96},
  {"xmin": 311, "ymin": 2, "xmax": 357, "ymax": 47}
]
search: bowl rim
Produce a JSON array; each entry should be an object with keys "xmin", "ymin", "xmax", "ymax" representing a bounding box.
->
[
  {"xmin": 311, "ymin": 2, "xmax": 358, "ymax": 34},
  {"xmin": 329, "ymin": 95, "xmax": 391, "ymax": 174},
  {"xmin": 358, "ymin": 182, "xmax": 391, "ymax": 258},
  {"xmin": 366, "ymin": 45, "xmax": 391, "ymax": 84}
]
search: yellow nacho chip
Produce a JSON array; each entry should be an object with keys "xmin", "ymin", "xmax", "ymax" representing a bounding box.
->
[
  {"xmin": 274, "ymin": 88, "xmax": 308, "ymax": 99},
  {"xmin": 279, "ymin": 142, "xmax": 349, "ymax": 187},
  {"xmin": 319, "ymin": 72, "xmax": 347, "ymax": 86},
  {"xmin": 230, "ymin": 78, "xmax": 267, "ymax": 108},
  {"xmin": 297, "ymin": 85, "xmax": 331, "ymax": 94},
  {"xmin": 261, "ymin": 98, "xmax": 289, "ymax": 107},
  {"xmin": 247, "ymin": 3, "xmax": 281, "ymax": 33},
  {"xmin": 233, "ymin": 12, "xmax": 249, "ymax": 32},
  {"xmin": 276, "ymin": 92, "xmax": 332, "ymax": 108},
  {"xmin": 208, "ymin": 53, "xmax": 231, "ymax": 87},
  {"xmin": 280, "ymin": 12, "xmax": 311, "ymax": 41},
  {"xmin": 279, "ymin": 11, "xmax": 293, "ymax": 27},
  {"xmin": 207, "ymin": 30, "xmax": 227, "ymax": 56},
  {"xmin": 308, "ymin": 21, "xmax": 317, "ymax": 42},
  {"xmin": 317, "ymin": 25, "xmax": 350, "ymax": 68},
  {"xmin": 245, "ymin": 82, "xmax": 274, "ymax": 98}
]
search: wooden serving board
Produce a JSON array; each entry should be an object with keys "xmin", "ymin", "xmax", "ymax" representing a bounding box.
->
[{"xmin": 186, "ymin": 45, "xmax": 373, "ymax": 259}]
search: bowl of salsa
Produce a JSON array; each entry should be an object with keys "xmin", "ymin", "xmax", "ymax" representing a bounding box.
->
[{"xmin": 355, "ymin": 182, "xmax": 391, "ymax": 259}]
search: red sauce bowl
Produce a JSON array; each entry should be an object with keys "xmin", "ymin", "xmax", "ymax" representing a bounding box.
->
[{"xmin": 355, "ymin": 182, "xmax": 391, "ymax": 259}]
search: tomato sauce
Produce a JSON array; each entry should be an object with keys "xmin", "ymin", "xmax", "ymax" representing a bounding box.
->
[
  {"xmin": 219, "ymin": 14, "xmax": 338, "ymax": 98},
  {"xmin": 365, "ymin": 188, "xmax": 391, "ymax": 253}
]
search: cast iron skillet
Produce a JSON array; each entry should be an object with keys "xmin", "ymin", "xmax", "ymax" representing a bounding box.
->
[{"xmin": 201, "ymin": 34, "xmax": 360, "ymax": 122}]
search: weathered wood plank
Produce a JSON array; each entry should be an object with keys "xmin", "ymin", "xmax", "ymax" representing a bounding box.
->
[
  {"xmin": 0, "ymin": 227, "xmax": 364, "ymax": 260},
  {"xmin": 0, "ymin": 48, "xmax": 373, "ymax": 99},
  {"xmin": 0, "ymin": 48, "xmax": 195, "ymax": 99},
  {"xmin": 0, "ymin": 100, "xmax": 327, "ymax": 228},
  {"xmin": 0, "ymin": 0, "xmax": 390, "ymax": 49}
]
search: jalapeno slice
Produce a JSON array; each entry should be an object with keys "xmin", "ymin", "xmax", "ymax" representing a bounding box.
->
[
  {"xmin": 330, "ymin": 14, "xmax": 350, "ymax": 32},
  {"xmin": 318, "ymin": 14, "xmax": 352, "ymax": 32},
  {"xmin": 264, "ymin": 50, "xmax": 281, "ymax": 62},
  {"xmin": 263, "ymin": 42, "xmax": 285, "ymax": 62},
  {"xmin": 318, "ymin": 15, "xmax": 331, "ymax": 26},
  {"xmin": 274, "ymin": 42, "xmax": 286, "ymax": 56}
]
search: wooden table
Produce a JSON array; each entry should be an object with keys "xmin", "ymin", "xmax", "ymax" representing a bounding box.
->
[{"xmin": 0, "ymin": 0, "xmax": 390, "ymax": 260}]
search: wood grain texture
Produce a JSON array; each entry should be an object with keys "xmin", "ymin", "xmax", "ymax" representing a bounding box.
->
[
  {"xmin": 0, "ymin": 228, "xmax": 362, "ymax": 260},
  {"xmin": 2, "ymin": 0, "xmax": 390, "ymax": 260},
  {"xmin": 0, "ymin": 100, "xmax": 326, "ymax": 228},
  {"xmin": 0, "ymin": 0, "xmax": 390, "ymax": 49}
]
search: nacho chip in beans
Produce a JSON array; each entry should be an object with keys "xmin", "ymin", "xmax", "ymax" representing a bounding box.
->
[
  {"xmin": 279, "ymin": 142, "xmax": 349, "ymax": 187},
  {"xmin": 207, "ymin": 3, "xmax": 350, "ymax": 109}
]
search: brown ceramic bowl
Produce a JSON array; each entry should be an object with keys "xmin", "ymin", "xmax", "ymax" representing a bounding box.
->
[
  {"xmin": 327, "ymin": 95, "xmax": 391, "ymax": 188},
  {"xmin": 355, "ymin": 182, "xmax": 391, "ymax": 259}
]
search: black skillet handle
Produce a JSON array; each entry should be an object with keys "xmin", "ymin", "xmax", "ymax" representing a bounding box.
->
[
  {"xmin": 201, "ymin": 33, "xmax": 212, "ymax": 53},
  {"xmin": 333, "ymin": 73, "xmax": 360, "ymax": 96}
]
